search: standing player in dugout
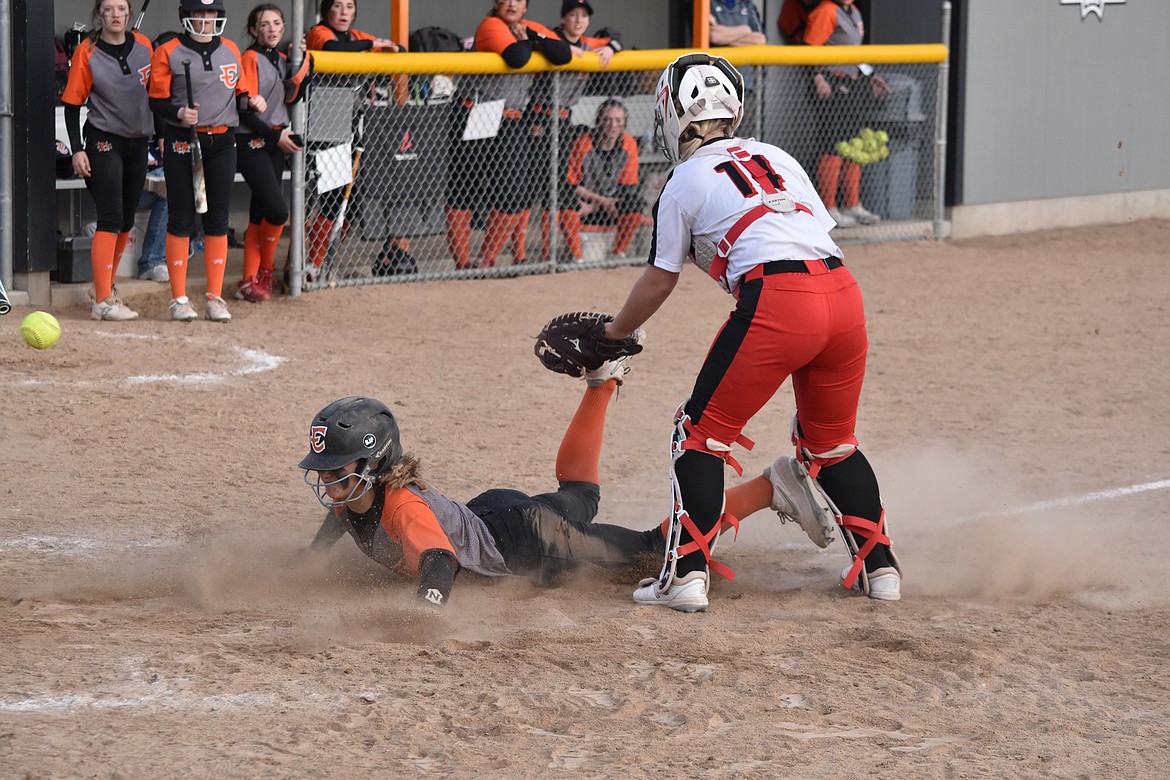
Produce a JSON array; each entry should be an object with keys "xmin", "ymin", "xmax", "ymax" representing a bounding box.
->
[
  {"xmin": 598, "ymin": 53, "xmax": 901, "ymax": 611},
  {"xmin": 149, "ymin": 0, "xmax": 263, "ymax": 322}
]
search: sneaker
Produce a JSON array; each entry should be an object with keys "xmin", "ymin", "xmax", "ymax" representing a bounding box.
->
[
  {"xmin": 235, "ymin": 275, "xmax": 270, "ymax": 302},
  {"xmin": 91, "ymin": 294, "xmax": 139, "ymax": 321},
  {"xmin": 842, "ymin": 564, "xmax": 901, "ymax": 601},
  {"xmin": 138, "ymin": 264, "xmax": 170, "ymax": 283},
  {"xmin": 843, "ymin": 203, "xmax": 881, "ymax": 225},
  {"xmin": 256, "ymin": 267, "xmax": 276, "ymax": 297},
  {"xmin": 763, "ymin": 455, "xmax": 837, "ymax": 549},
  {"xmin": 205, "ymin": 294, "xmax": 232, "ymax": 322},
  {"xmin": 583, "ymin": 327, "xmax": 645, "ymax": 387},
  {"xmin": 633, "ymin": 571, "xmax": 709, "ymax": 613},
  {"xmin": 827, "ymin": 207, "xmax": 857, "ymax": 228},
  {"xmin": 170, "ymin": 296, "xmax": 198, "ymax": 322}
]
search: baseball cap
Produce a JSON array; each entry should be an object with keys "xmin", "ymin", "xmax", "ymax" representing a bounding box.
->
[{"xmin": 561, "ymin": 0, "xmax": 594, "ymax": 16}]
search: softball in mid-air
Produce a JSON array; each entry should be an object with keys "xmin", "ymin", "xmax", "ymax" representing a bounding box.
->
[{"xmin": 20, "ymin": 311, "xmax": 62, "ymax": 350}]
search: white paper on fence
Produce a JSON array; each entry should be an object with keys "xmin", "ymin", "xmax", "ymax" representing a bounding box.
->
[
  {"xmin": 316, "ymin": 143, "xmax": 353, "ymax": 193},
  {"xmin": 462, "ymin": 99, "xmax": 505, "ymax": 141}
]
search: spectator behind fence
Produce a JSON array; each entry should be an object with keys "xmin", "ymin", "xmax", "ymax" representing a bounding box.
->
[
  {"xmin": 709, "ymin": 0, "xmax": 765, "ymax": 91},
  {"xmin": 803, "ymin": 0, "xmax": 889, "ymax": 228},
  {"xmin": 61, "ymin": 0, "xmax": 155, "ymax": 321},
  {"xmin": 444, "ymin": 0, "xmax": 571, "ymax": 270},
  {"xmin": 528, "ymin": 0, "xmax": 623, "ymax": 263},
  {"xmin": 149, "ymin": 0, "xmax": 262, "ymax": 323},
  {"xmin": 136, "ymin": 141, "xmax": 171, "ymax": 283},
  {"xmin": 235, "ymin": 3, "xmax": 310, "ymax": 302},
  {"xmin": 556, "ymin": 99, "xmax": 642, "ymax": 262},
  {"xmin": 305, "ymin": 0, "xmax": 401, "ymax": 283},
  {"xmin": 777, "ymin": 0, "xmax": 819, "ymax": 44}
]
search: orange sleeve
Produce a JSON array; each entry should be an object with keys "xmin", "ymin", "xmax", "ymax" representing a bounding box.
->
[
  {"xmin": 241, "ymin": 49, "xmax": 260, "ymax": 99},
  {"xmin": 802, "ymin": 3, "xmax": 838, "ymax": 46},
  {"xmin": 61, "ymin": 39, "xmax": 95, "ymax": 106},
  {"xmin": 223, "ymin": 39, "xmax": 253, "ymax": 96},
  {"xmin": 283, "ymin": 51, "xmax": 312, "ymax": 103},
  {"xmin": 618, "ymin": 134, "xmax": 639, "ymax": 185},
  {"xmin": 348, "ymin": 28, "xmax": 377, "ymax": 42},
  {"xmin": 148, "ymin": 39, "xmax": 177, "ymax": 99},
  {"xmin": 567, "ymin": 134, "xmax": 590, "ymax": 186},
  {"xmin": 475, "ymin": 16, "xmax": 516, "ymax": 54},
  {"xmin": 579, "ymin": 34, "xmax": 612, "ymax": 50},
  {"xmin": 306, "ymin": 24, "xmax": 334, "ymax": 51},
  {"xmin": 522, "ymin": 20, "xmax": 559, "ymax": 39},
  {"xmin": 779, "ymin": 0, "xmax": 809, "ymax": 40},
  {"xmin": 382, "ymin": 488, "xmax": 457, "ymax": 576}
]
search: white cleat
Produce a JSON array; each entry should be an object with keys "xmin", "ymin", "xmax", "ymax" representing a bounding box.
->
[
  {"xmin": 633, "ymin": 571, "xmax": 709, "ymax": 613},
  {"xmin": 91, "ymin": 295, "xmax": 139, "ymax": 321},
  {"xmin": 763, "ymin": 455, "xmax": 837, "ymax": 548},
  {"xmin": 827, "ymin": 207, "xmax": 857, "ymax": 228},
  {"xmin": 169, "ymin": 296, "xmax": 198, "ymax": 322},
  {"xmin": 843, "ymin": 203, "xmax": 881, "ymax": 225},
  {"xmin": 205, "ymin": 294, "xmax": 232, "ymax": 323}
]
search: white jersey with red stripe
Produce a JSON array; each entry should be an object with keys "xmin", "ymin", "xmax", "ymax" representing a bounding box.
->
[{"xmin": 650, "ymin": 137, "xmax": 842, "ymax": 287}]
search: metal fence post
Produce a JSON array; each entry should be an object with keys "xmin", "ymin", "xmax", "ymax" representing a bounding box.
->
[{"xmin": 934, "ymin": 2, "xmax": 952, "ymax": 241}]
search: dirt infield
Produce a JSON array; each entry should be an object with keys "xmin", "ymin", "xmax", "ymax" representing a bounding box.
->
[{"xmin": 2, "ymin": 220, "xmax": 1168, "ymax": 778}]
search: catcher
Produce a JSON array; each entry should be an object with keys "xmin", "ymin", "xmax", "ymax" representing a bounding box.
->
[
  {"xmin": 302, "ymin": 314, "xmax": 825, "ymax": 609},
  {"xmin": 560, "ymin": 54, "xmax": 901, "ymax": 612}
]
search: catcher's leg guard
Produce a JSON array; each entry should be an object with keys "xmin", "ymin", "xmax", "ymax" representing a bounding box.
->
[
  {"xmin": 791, "ymin": 414, "xmax": 901, "ymax": 599},
  {"xmin": 637, "ymin": 405, "xmax": 743, "ymax": 606}
]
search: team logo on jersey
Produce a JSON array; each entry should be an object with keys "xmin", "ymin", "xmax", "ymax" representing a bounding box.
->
[
  {"xmin": 96, "ymin": 140, "xmax": 114, "ymax": 153},
  {"xmin": 310, "ymin": 425, "xmax": 328, "ymax": 453},
  {"xmin": 248, "ymin": 137, "xmax": 265, "ymax": 149},
  {"xmin": 171, "ymin": 139, "xmax": 191, "ymax": 155},
  {"xmin": 1060, "ymin": 0, "xmax": 1125, "ymax": 20},
  {"xmin": 219, "ymin": 63, "xmax": 239, "ymax": 89},
  {"xmin": 138, "ymin": 65, "xmax": 151, "ymax": 87},
  {"xmin": 393, "ymin": 131, "xmax": 418, "ymax": 162}
]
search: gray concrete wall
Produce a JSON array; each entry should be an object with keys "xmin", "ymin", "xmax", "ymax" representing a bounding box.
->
[{"xmin": 959, "ymin": 0, "xmax": 1169, "ymax": 205}]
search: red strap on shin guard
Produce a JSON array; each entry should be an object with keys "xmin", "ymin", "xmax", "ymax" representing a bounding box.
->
[
  {"xmin": 839, "ymin": 509, "xmax": 889, "ymax": 590},
  {"xmin": 675, "ymin": 509, "xmax": 740, "ymax": 581}
]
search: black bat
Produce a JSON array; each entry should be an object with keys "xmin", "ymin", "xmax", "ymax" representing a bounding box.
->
[
  {"xmin": 131, "ymin": 0, "xmax": 152, "ymax": 32},
  {"xmin": 181, "ymin": 59, "xmax": 208, "ymax": 214}
]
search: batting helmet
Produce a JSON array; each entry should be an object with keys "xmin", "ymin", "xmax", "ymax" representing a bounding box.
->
[
  {"xmin": 299, "ymin": 397, "xmax": 402, "ymax": 507},
  {"xmin": 653, "ymin": 52, "xmax": 744, "ymax": 164},
  {"xmin": 179, "ymin": 0, "xmax": 226, "ymax": 37}
]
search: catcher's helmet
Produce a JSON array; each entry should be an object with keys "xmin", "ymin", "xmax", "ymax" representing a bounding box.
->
[
  {"xmin": 299, "ymin": 397, "xmax": 403, "ymax": 507},
  {"xmin": 179, "ymin": 0, "xmax": 226, "ymax": 37},
  {"xmin": 653, "ymin": 53, "xmax": 744, "ymax": 164}
]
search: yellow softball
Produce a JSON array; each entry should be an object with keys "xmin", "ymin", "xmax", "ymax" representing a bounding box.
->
[{"xmin": 20, "ymin": 311, "xmax": 62, "ymax": 350}]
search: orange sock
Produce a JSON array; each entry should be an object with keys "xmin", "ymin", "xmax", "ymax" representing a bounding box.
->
[
  {"xmin": 554, "ymin": 382, "xmax": 617, "ymax": 484},
  {"xmin": 165, "ymin": 233, "xmax": 190, "ymax": 300},
  {"xmin": 480, "ymin": 210, "xmax": 518, "ymax": 265},
  {"xmin": 242, "ymin": 223, "xmax": 262, "ymax": 280},
  {"xmin": 816, "ymin": 154, "xmax": 843, "ymax": 209},
  {"xmin": 258, "ymin": 220, "xmax": 284, "ymax": 270},
  {"xmin": 90, "ymin": 230, "xmax": 118, "ymax": 302},
  {"xmin": 724, "ymin": 475, "xmax": 775, "ymax": 524},
  {"xmin": 204, "ymin": 234, "xmax": 229, "ymax": 299},
  {"xmin": 559, "ymin": 209, "xmax": 583, "ymax": 259},
  {"xmin": 307, "ymin": 215, "xmax": 333, "ymax": 269},
  {"xmin": 612, "ymin": 212, "xmax": 641, "ymax": 255},
  {"xmin": 540, "ymin": 209, "xmax": 552, "ymax": 260},
  {"xmin": 511, "ymin": 208, "xmax": 530, "ymax": 263},
  {"xmin": 444, "ymin": 207, "xmax": 472, "ymax": 269},
  {"xmin": 842, "ymin": 161, "xmax": 861, "ymax": 209},
  {"xmin": 112, "ymin": 231, "xmax": 131, "ymax": 279}
]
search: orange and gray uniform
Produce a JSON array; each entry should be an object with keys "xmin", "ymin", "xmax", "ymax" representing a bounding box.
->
[
  {"xmin": 237, "ymin": 45, "xmax": 310, "ymax": 225},
  {"xmin": 61, "ymin": 33, "xmax": 154, "ymax": 234},
  {"xmin": 311, "ymin": 481, "xmax": 661, "ymax": 604},
  {"xmin": 149, "ymin": 33, "xmax": 254, "ymax": 237},
  {"xmin": 803, "ymin": 1, "xmax": 874, "ymax": 155},
  {"xmin": 565, "ymin": 130, "xmax": 640, "ymax": 221},
  {"xmin": 446, "ymin": 16, "xmax": 572, "ymax": 213}
]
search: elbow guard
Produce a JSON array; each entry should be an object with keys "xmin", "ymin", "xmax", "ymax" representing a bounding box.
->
[{"xmin": 416, "ymin": 548, "xmax": 459, "ymax": 606}]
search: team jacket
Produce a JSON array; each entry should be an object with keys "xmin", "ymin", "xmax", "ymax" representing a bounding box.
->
[
  {"xmin": 61, "ymin": 33, "xmax": 155, "ymax": 140},
  {"xmin": 238, "ymin": 44, "xmax": 310, "ymax": 140},
  {"xmin": 466, "ymin": 16, "xmax": 572, "ymax": 111},
  {"xmin": 651, "ymin": 137, "xmax": 840, "ymax": 287},
  {"xmin": 528, "ymin": 28, "xmax": 620, "ymax": 114},
  {"xmin": 148, "ymin": 34, "xmax": 254, "ymax": 129},
  {"xmin": 306, "ymin": 24, "xmax": 378, "ymax": 52},
  {"xmin": 567, "ymin": 131, "xmax": 638, "ymax": 195}
]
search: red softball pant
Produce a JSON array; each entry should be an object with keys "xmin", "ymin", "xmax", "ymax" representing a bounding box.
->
[{"xmin": 685, "ymin": 265, "xmax": 868, "ymax": 458}]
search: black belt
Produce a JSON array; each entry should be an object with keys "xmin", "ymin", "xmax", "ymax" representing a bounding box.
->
[{"xmin": 754, "ymin": 257, "xmax": 843, "ymax": 276}]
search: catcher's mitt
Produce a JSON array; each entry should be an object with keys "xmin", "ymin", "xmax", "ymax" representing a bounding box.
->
[{"xmin": 534, "ymin": 311, "xmax": 644, "ymax": 378}]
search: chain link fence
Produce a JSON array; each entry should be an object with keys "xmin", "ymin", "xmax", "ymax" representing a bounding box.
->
[{"xmin": 298, "ymin": 57, "xmax": 942, "ymax": 290}]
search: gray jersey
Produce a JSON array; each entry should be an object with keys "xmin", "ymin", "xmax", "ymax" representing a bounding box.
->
[
  {"xmin": 150, "ymin": 34, "xmax": 249, "ymax": 129},
  {"xmin": 61, "ymin": 33, "xmax": 154, "ymax": 139},
  {"xmin": 238, "ymin": 45, "xmax": 302, "ymax": 134}
]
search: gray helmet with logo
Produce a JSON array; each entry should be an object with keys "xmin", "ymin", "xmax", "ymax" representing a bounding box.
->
[{"xmin": 298, "ymin": 396, "xmax": 402, "ymax": 476}]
